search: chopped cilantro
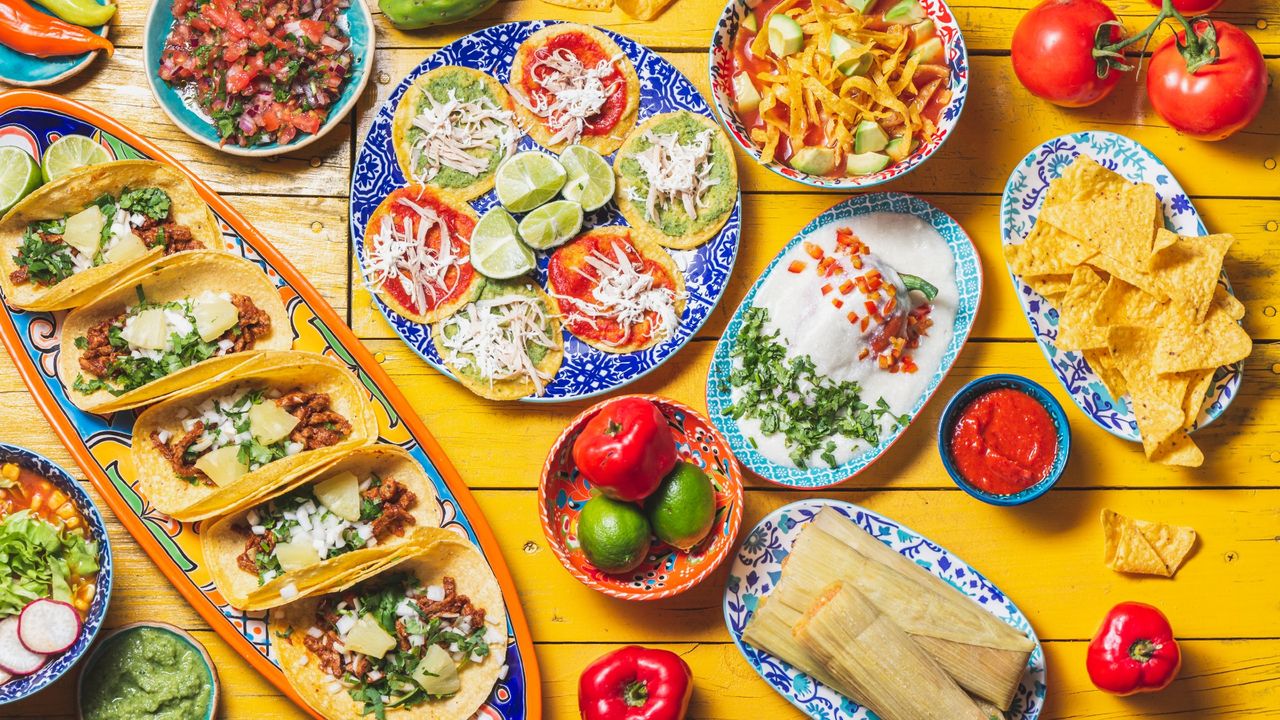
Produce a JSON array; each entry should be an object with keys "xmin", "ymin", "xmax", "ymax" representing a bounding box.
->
[{"xmin": 119, "ymin": 187, "xmax": 172, "ymax": 221}]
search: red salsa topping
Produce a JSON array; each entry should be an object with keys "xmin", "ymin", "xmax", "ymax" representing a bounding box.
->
[
  {"xmin": 370, "ymin": 188, "xmax": 476, "ymax": 316},
  {"xmin": 520, "ymin": 31, "xmax": 628, "ymax": 138},
  {"xmin": 547, "ymin": 231, "xmax": 677, "ymax": 346},
  {"xmin": 949, "ymin": 388, "xmax": 1058, "ymax": 495}
]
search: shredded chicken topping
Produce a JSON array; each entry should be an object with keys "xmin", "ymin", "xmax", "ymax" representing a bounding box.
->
[
  {"xmin": 552, "ymin": 242, "xmax": 681, "ymax": 348},
  {"xmin": 437, "ymin": 293, "xmax": 559, "ymax": 395},
  {"xmin": 508, "ymin": 48, "xmax": 622, "ymax": 146},
  {"xmin": 363, "ymin": 196, "xmax": 467, "ymax": 313},
  {"xmin": 630, "ymin": 128, "xmax": 720, "ymax": 224},
  {"xmin": 408, "ymin": 89, "xmax": 519, "ymax": 181}
]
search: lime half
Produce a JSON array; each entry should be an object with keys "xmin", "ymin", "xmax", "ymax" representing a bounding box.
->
[
  {"xmin": 0, "ymin": 148, "xmax": 42, "ymax": 216},
  {"xmin": 41, "ymin": 135, "xmax": 112, "ymax": 183},
  {"xmin": 471, "ymin": 208, "xmax": 535, "ymax": 279},
  {"xmin": 518, "ymin": 200, "xmax": 584, "ymax": 250},
  {"xmin": 559, "ymin": 145, "xmax": 614, "ymax": 212},
  {"xmin": 495, "ymin": 151, "xmax": 566, "ymax": 214}
]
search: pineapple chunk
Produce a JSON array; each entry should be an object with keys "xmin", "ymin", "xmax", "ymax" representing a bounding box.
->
[
  {"xmin": 411, "ymin": 644, "xmax": 461, "ymax": 696},
  {"xmin": 343, "ymin": 614, "xmax": 396, "ymax": 659},
  {"xmin": 248, "ymin": 401, "xmax": 300, "ymax": 445},
  {"xmin": 119, "ymin": 308, "xmax": 170, "ymax": 350},
  {"xmin": 192, "ymin": 295, "xmax": 240, "ymax": 342},
  {"xmin": 62, "ymin": 205, "xmax": 107, "ymax": 257},
  {"xmin": 314, "ymin": 471, "xmax": 361, "ymax": 522},
  {"xmin": 273, "ymin": 538, "xmax": 322, "ymax": 572},
  {"xmin": 103, "ymin": 233, "xmax": 148, "ymax": 265},
  {"xmin": 194, "ymin": 445, "xmax": 248, "ymax": 486}
]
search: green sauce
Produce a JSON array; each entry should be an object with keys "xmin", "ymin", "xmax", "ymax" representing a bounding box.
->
[
  {"xmin": 408, "ymin": 69, "xmax": 508, "ymax": 189},
  {"xmin": 80, "ymin": 627, "xmax": 212, "ymax": 720},
  {"xmin": 619, "ymin": 112, "xmax": 736, "ymax": 237}
]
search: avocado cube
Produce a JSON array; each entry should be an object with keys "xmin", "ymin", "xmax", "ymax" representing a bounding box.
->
[
  {"xmin": 910, "ymin": 37, "xmax": 945, "ymax": 65},
  {"xmin": 733, "ymin": 72, "xmax": 762, "ymax": 114},
  {"xmin": 854, "ymin": 120, "xmax": 889, "ymax": 154},
  {"xmin": 790, "ymin": 146, "xmax": 838, "ymax": 176},
  {"xmin": 829, "ymin": 33, "xmax": 872, "ymax": 77},
  {"xmin": 845, "ymin": 152, "xmax": 891, "ymax": 176},
  {"xmin": 884, "ymin": 0, "xmax": 926, "ymax": 25},
  {"xmin": 767, "ymin": 14, "xmax": 804, "ymax": 57},
  {"xmin": 842, "ymin": 0, "xmax": 875, "ymax": 11}
]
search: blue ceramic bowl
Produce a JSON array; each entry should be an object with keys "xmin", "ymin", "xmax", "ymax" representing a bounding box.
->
[
  {"xmin": 141, "ymin": 0, "xmax": 375, "ymax": 157},
  {"xmin": 0, "ymin": 444, "xmax": 112, "ymax": 705},
  {"xmin": 77, "ymin": 622, "xmax": 219, "ymax": 720},
  {"xmin": 937, "ymin": 374, "xmax": 1070, "ymax": 506},
  {"xmin": 0, "ymin": 1, "xmax": 111, "ymax": 87}
]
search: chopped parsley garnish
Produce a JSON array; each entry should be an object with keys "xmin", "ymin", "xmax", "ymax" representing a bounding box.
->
[
  {"xmin": 119, "ymin": 187, "xmax": 172, "ymax": 221},
  {"xmin": 13, "ymin": 221, "xmax": 73, "ymax": 286}
]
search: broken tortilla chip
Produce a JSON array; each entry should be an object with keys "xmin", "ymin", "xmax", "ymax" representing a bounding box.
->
[
  {"xmin": 1055, "ymin": 266, "xmax": 1108, "ymax": 351},
  {"xmin": 1084, "ymin": 348, "xmax": 1127, "ymax": 399},
  {"xmin": 1102, "ymin": 508, "xmax": 1196, "ymax": 577}
]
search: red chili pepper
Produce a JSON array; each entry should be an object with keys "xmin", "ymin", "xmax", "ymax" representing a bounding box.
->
[
  {"xmin": 579, "ymin": 646, "xmax": 693, "ymax": 720},
  {"xmin": 1086, "ymin": 602, "xmax": 1181, "ymax": 695},
  {"xmin": 0, "ymin": 0, "xmax": 113, "ymax": 58},
  {"xmin": 572, "ymin": 398, "xmax": 677, "ymax": 502}
]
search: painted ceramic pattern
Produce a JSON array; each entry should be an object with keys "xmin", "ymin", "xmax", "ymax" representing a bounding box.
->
[
  {"xmin": 539, "ymin": 396, "xmax": 744, "ymax": 600},
  {"xmin": 0, "ymin": 444, "xmax": 112, "ymax": 705},
  {"xmin": 705, "ymin": 192, "xmax": 981, "ymax": 488},
  {"xmin": 708, "ymin": 0, "xmax": 968, "ymax": 189},
  {"xmin": 351, "ymin": 21, "xmax": 741, "ymax": 402},
  {"xmin": 1000, "ymin": 131, "xmax": 1242, "ymax": 441},
  {"xmin": 723, "ymin": 498, "xmax": 1047, "ymax": 720},
  {"xmin": 0, "ymin": 104, "xmax": 529, "ymax": 719}
]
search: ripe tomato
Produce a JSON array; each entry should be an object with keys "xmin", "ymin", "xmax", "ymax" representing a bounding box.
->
[
  {"xmin": 1144, "ymin": 0, "xmax": 1222, "ymax": 15},
  {"xmin": 1012, "ymin": 0, "xmax": 1124, "ymax": 107},
  {"xmin": 1147, "ymin": 20, "xmax": 1267, "ymax": 140}
]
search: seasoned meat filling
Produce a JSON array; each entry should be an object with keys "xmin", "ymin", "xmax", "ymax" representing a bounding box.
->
[{"xmin": 278, "ymin": 391, "xmax": 353, "ymax": 450}]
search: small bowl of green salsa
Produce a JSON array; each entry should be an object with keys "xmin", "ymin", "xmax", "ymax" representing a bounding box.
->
[{"xmin": 78, "ymin": 622, "xmax": 218, "ymax": 720}]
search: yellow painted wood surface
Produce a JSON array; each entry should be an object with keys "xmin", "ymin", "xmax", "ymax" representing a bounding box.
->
[{"xmin": 2, "ymin": 0, "xmax": 1278, "ymax": 717}]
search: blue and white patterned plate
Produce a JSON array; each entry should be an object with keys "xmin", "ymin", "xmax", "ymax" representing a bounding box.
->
[
  {"xmin": 0, "ymin": 443, "xmax": 112, "ymax": 706},
  {"xmin": 1000, "ymin": 131, "xmax": 1242, "ymax": 441},
  {"xmin": 705, "ymin": 192, "xmax": 980, "ymax": 487},
  {"xmin": 351, "ymin": 21, "xmax": 741, "ymax": 403},
  {"xmin": 723, "ymin": 498, "xmax": 1046, "ymax": 720}
]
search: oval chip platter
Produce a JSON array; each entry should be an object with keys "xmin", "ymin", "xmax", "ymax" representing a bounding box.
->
[
  {"xmin": 0, "ymin": 91, "xmax": 539, "ymax": 720},
  {"xmin": 1000, "ymin": 131, "xmax": 1242, "ymax": 441}
]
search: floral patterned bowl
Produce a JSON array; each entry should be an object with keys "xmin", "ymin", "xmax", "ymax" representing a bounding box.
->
[
  {"xmin": 539, "ymin": 395, "xmax": 745, "ymax": 601},
  {"xmin": 707, "ymin": 0, "xmax": 969, "ymax": 190}
]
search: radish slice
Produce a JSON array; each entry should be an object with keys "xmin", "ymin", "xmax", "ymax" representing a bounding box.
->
[
  {"xmin": 0, "ymin": 617, "xmax": 45, "ymax": 676},
  {"xmin": 19, "ymin": 599, "xmax": 81, "ymax": 654}
]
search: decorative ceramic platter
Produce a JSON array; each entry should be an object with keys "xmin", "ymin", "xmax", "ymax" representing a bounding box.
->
[
  {"xmin": 705, "ymin": 192, "xmax": 981, "ymax": 487},
  {"xmin": 1000, "ymin": 131, "xmax": 1242, "ymax": 441},
  {"xmin": 723, "ymin": 498, "xmax": 1046, "ymax": 720},
  {"xmin": 707, "ymin": 0, "xmax": 968, "ymax": 189},
  {"xmin": 0, "ymin": 91, "xmax": 539, "ymax": 719},
  {"xmin": 0, "ymin": 1, "xmax": 110, "ymax": 87},
  {"xmin": 351, "ymin": 21, "xmax": 741, "ymax": 403}
]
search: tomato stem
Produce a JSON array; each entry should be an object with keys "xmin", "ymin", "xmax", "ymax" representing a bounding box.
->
[{"xmin": 1091, "ymin": 0, "xmax": 1219, "ymax": 78}]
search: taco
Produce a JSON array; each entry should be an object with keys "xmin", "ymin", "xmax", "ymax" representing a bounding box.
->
[
  {"xmin": 59, "ymin": 251, "xmax": 290, "ymax": 413},
  {"xmin": 392, "ymin": 66, "xmax": 522, "ymax": 202},
  {"xmin": 131, "ymin": 351, "xmax": 378, "ymax": 521},
  {"xmin": 507, "ymin": 23, "xmax": 640, "ymax": 154},
  {"xmin": 0, "ymin": 159, "xmax": 222, "ymax": 311},
  {"xmin": 272, "ymin": 539, "xmax": 509, "ymax": 720},
  {"xmin": 546, "ymin": 226, "xmax": 686, "ymax": 353},
  {"xmin": 613, "ymin": 111, "xmax": 738, "ymax": 250},
  {"xmin": 361, "ymin": 185, "xmax": 482, "ymax": 325},
  {"xmin": 432, "ymin": 278, "xmax": 565, "ymax": 400}
]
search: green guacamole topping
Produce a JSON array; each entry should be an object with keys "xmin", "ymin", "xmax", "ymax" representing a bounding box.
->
[
  {"xmin": 442, "ymin": 281, "xmax": 551, "ymax": 384},
  {"xmin": 80, "ymin": 627, "xmax": 212, "ymax": 720},
  {"xmin": 619, "ymin": 113, "xmax": 735, "ymax": 237},
  {"xmin": 408, "ymin": 70, "xmax": 509, "ymax": 189}
]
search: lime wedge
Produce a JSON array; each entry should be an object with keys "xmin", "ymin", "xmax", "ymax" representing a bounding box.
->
[
  {"xmin": 495, "ymin": 151, "xmax": 566, "ymax": 214},
  {"xmin": 0, "ymin": 148, "xmax": 42, "ymax": 216},
  {"xmin": 559, "ymin": 145, "xmax": 614, "ymax": 212},
  {"xmin": 518, "ymin": 200, "xmax": 584, "ymax": 250},
  {"xmin": 471, "ymin": 208, "xmax": 536, "ymax": 279},
  {"xmin": 41, "ymin": 135, "xmax": 112, "ymax": 183}
]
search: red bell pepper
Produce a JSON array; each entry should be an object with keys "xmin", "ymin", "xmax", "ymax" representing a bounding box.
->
[
  {"xmin": 572, "ymin": 397, "xmax": 677, "ymax": 502},
  {"xmin": 579, "ymin": 646, "xmax": 693, "ymax": 720},
  {"xmin": 1086, "ymin": 602, "xmax": 1181, "ymax": 695}
]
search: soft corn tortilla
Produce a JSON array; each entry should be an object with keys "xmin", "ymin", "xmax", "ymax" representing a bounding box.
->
[
  {"xmin": 0, "ymin": 160, "xmax": 221, "ymax": 311},
  {"xmin": 131, "ymin": 351, "xmax": 378, "ymax": 522},
  {"xmin": 392, "ymin": 66, "xmax": 519, "ymax": 202},
  {"xmin": 613, "ymin": 111, "xmax": 738, "ymax": 250},
  {"xmin": 272, "ymin": 539, "xmax": 509, "ymax": 720},
  {"xmin": 508, "ymin": 24, "xmax": 640, "ymax": 155},
  {"xmin": 59, "ymin": 252, "xmax": 290, "ymax": 413},
  {"xmin": 202, "ymin": 445, "xmax": 443, "ymax": 610}
]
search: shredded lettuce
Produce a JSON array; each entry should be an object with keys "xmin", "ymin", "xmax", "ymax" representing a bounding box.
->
[{"xmin": 0, "ymin": 510, "xmax": 98, "ymax": 617}]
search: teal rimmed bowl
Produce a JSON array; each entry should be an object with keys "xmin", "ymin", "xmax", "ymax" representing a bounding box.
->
[
  {"xmin": 141, "ymin": 0, "xmax": 374, "ymax": 157},
  {"xmin": 0, "ymin": 0, "xmax": 111, "ymax": 87},
  {"xmin": 76, "ymin": 622, "xmax": 219, "ymax": 720}
]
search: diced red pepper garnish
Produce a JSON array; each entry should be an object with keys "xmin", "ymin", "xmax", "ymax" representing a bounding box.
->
[
  {"xmin": 885, "ymin": 284, "xmax": 897, "ymax": 297},
  {"xmin": 804, "ymin": 242, "xmax": 824, "ymax": 260},
  {"xmin": 839, "ymin": 279, "xmax": 854, "ymax": 295},
  {"xmin": 858, "ymin": 348, "xmax": 870, "ymax": 360},
  {"xmin": 818, "ymin": 256, "xmax": 838, "ymax": 276},
  {"xmin": 860, "ymin": 317, "xmax": 870, "ymax": 332},
  {"xmin": 820, "ymin": 283, "xmax": 833, "ymax": 295},
  {"xmin": 832, "ymin": 298, "xmax": 844, "ymax": 309},
  {"xmin": 866, "ymin": 270, "xmax": 883, "ymax": 292},
  {"xmin": 878, "ymin": 355, "xmax": 892, "ymax": 369},
  {"xmin": 847, "ymin": 311, "xmax": 860, "ymax": 323},
  {"xmin": 851, "ymin": 255, "xmax": 863, "ymax": 269},
  {"xmin": 788, "ymin": 260, "xmax": 807, "ymax": 273},
  {"xmin": 901, "ymin": 356, "xmax": 918, "ymax": 373},
  {"xmin": 864, "ymin": 300, "xmax": 879, "ymax": 317},
  {"xmin": 855, "ymin": 276, "xmax": 869, "ymax": 293}
]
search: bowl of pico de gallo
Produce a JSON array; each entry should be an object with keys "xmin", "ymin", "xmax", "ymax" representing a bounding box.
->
[{"xmin": 143, "ymin": 0, "xmax": 374, "ymax": 157}]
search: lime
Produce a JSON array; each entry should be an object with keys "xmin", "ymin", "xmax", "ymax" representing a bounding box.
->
[
  {"xmin": 40, "ymin": 135, "xmax": 111, "ymax": 183},
  {"xmin": 495, "ymin": 151, "xmax": 566, "ymax": 213},
  {"xmin": 645, "ymin": 462, "xmax": 716, "ymax": 551},
  {"xmin": 470, "ymin": 208, "xmax": 535, "ymax": 279},
  {"xmin": 518, "ymin": 200, "xmax": 584, "ymax": 250},
  {"xmin": 0, "ymin": 148, "xmax": 42, "ymax": 216},
  {"xmin": 559, "ymin": 145, "xmax": 614, "ymax": 212},
  {"xmin": 577, "ymin": 495, "xmax": 652, "ymax": 574}
]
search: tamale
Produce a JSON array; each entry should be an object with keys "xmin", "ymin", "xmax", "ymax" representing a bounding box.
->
[{"xmin": 793, "ymin": 582, "xmax": 991, "ymax": 720}]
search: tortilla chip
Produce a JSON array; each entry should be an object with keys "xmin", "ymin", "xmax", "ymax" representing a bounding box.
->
[
  {"xmin": 1213, "ymin": 284, "xmax": 1246, "ymax": 321},
  {"xmin": 1044, "ymin": 156, "xmax": 1128, "ymax": 207},
  {"xmin": 1025, "ymin": 273, "xmax": 1076, "ymax": 301},
  {"xmin": 1178, "ymin": 368, "xmax": 1216, "ymax": 427},
  {"xmin": 1101, "ymin": 509, "xmax": 1196, "ymax": 577},
  {"xmin": 1150, "ymin": 229, "xmax": 1233, "ymax": 323},
  {"xmin": 1006, "ymin": 221, "xmax": 1096, "ymax": 277},
  {"xmin": 1152, "ymin": 301, "xmax": 1252, "ymax": 375},
  {"xmin": 1093, "ymin": 276, "xmax": 1170, "ymax": 328},
  {"xmin": 616, "ymin": 0, "xmax": 676, "ymax": 16},
  {"xmin": 1040, "ymin": 182, "xmax": 1160, "ymax": 266},
  {"xmin": 1084, "ymin": 348, "xmax": 1127, "ymax": 398},
  {"xmin": 1108, "ymin": 327, "xmax": 1202, "ymax": 466},
  {"xmin": 1086, "ymin": 252, "xmax": 1168, "ymax": 300},
  {"xmin": 1055, "ymin": 266, "xmax": 1109, "ymax": 351},
  {"xmin": 541, "ymin": 0, "xmax": 614, "ymax": 9}
]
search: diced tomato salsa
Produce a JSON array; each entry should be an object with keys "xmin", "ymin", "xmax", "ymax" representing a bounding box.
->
[{"xmin": 159, "ymin": 0, "xmax": 354, "ymax": 148}]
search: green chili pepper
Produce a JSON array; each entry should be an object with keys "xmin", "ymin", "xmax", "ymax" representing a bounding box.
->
[
  {"xmin": 378, "ymin": 0, "xmax": 497, "ymax": 29},
  {"xmin": 27, "ymin": 0, "xmax": 116, "ymax": 27},
  {"xmin": 899, "ymin": 273, "xmax": 938, "ymax": 300}
]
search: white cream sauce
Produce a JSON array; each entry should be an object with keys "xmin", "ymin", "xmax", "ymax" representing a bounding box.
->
[{"xmin": 732, "ymin": 211, "xmax": 958, "ymax": 468}]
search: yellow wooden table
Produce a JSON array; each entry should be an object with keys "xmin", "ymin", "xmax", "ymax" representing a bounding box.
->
[{"xmin": 4, "ymin": 0, "xmax": 1279, "ymax": 717}]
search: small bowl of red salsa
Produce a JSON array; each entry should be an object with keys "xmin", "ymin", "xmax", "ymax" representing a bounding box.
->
[{"xmin": 937, "ymin": 374, "xmax": 1070, "ymax": 506}]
